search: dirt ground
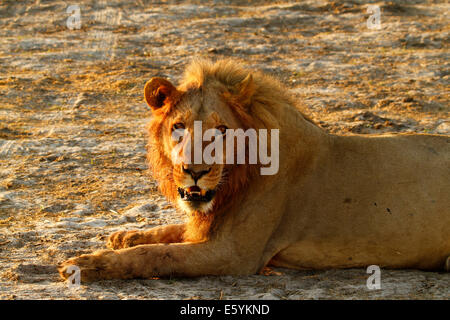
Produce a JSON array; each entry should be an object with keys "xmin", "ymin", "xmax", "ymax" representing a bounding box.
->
[{"xmin": 0, "ymin": 0, "xmax": 448, "ymax": 299}]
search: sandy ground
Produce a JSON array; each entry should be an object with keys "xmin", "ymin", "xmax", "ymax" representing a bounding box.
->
[{"xmin": 0, "ymin": 0, "xmax": 449, "ymax": 299}]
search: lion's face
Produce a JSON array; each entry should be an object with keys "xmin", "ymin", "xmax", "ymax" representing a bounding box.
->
[
  {"xmin": 167, "ymin": 90, "xmax": 244, "ymax": 214},
  {"xmin": 145, "ymin": 76, "xmax": 250, "ymax": 214}
]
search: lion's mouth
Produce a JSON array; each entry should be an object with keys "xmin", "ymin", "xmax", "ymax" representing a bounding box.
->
[{"xmin": 178, "ymin": 186, "xmax": 215, "ymax": 202}]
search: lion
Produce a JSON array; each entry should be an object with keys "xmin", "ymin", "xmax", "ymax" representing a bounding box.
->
[{"xmin": 59, "ymin": 58, "xmax": 450, "ymax": 282}]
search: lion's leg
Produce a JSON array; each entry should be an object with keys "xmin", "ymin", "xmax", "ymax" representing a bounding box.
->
[
  {"xmin": 107, "ymin": 224, "xmax": 186, "ymax": 249},
  {"xmin": 446, "ymin": 256, "xmax": 450, "ymax": 272},
  {"xmin": 59, "ymin": 241, "xmax": 255, "ymax": 282},
  {"xmin": 59, "ymin": 187, "xmax": 289, "ymax": 282}
]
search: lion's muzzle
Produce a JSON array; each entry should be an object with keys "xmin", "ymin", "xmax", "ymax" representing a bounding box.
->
[{"xmin": 178, "ymin": 186, "xmax": 216, "ymax": 202}]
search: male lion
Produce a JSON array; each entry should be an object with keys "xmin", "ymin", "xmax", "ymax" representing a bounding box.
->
[{"xmin": 59, "ymin": 58, "xmax": 449, "ymax": 282}]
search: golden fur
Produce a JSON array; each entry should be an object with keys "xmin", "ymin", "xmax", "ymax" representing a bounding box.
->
[{"xmin": 59, "ymin": 58, "xmax": 450, "ymax": 282}]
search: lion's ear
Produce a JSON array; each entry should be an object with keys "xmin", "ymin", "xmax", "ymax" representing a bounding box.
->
[
  {"xmin": 144, "ymin": 77, "xmax": 179, "ymax": 111},
  {"xmin": 236, "ymin": 73, "xmax": 255, "ymax": 107}
]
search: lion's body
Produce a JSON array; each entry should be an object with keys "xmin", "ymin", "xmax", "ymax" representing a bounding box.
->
[
  {"xmin": 59, "ymin": 59, "xmax": 450, "ymax": 282},
  {"xmin": 268, "ymin": 133, "xmax": 450, "ymax": 270}
]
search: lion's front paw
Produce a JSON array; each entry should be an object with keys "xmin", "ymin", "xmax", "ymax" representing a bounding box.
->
[
  {"xmin": 107, "ymin": 230, "xmax": 144, "ymax": 249},
  {"xmin": 58, "ymin": 250, "xmax": 119, "ymax": 282}
]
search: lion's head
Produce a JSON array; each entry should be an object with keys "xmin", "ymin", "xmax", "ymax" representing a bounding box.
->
[{"xmin": 144, "ymin": 59, "xmax": 291, "ymax": 219}]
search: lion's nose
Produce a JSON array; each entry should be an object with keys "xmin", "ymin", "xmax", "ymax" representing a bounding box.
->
[{"xmin": 182, "ymin": 165, "xmax": 211, "ymax": 184}]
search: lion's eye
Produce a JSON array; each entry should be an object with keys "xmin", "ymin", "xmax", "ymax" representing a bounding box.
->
[
  {"xmin": 216, "ymin": 125, "xmax": 228, "ymax": 135},
  {"xmin": 171, "ymin": 122, "xmax": 185, "ymax": 143},
  {"xmin": 172, "ymin": 123, "xmax": 185, "ymax": 131}
]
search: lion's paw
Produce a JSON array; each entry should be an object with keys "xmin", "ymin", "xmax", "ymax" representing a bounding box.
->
[
  {"xmin": 58, "ymin": 250, "xmax": 118, "ymax": 282},
  {"xmin": 107, "ymin": 230, "xmax": 144, "ymax": 250}
]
